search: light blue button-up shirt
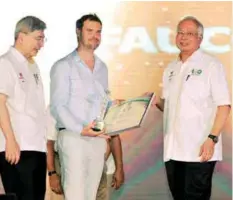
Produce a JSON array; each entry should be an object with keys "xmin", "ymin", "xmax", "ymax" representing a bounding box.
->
[{"xmin": 50, "ymin": 50, "xmax": 109, "ymax": 134}]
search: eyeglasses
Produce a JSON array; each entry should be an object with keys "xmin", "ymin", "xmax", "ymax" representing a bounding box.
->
[
  {"xmin": 22, "ymin": 32, "xmax": 47, "ymax": 43},
  {"xmin": 33, "ymin": 36, "xmax": 47, "ymax": 43},
  {"xmin": 177, "ymin": 31, "xmax": 199, "ymax": 38}
]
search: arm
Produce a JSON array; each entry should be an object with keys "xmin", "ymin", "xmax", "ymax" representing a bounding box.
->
[
  {"xmin": 47, "ymin": 140, "xmax": 63, "ymax": 194},
  {"xmin": 110, "ymin": 135, "xmax": 124, "ymax": 189},
  {"xmin": 0, "ymin": 60, "xmax": 20, "ymax": 164},
  {"xmin": 209, "ymin": 61, "xmax": 231, "ymax": 137},
  {"xmin": 46, "ymin": 109, "xmax": 63, "ymax": 194},
  {"xmin": 50, "ymin": 61, "xmax": 83, "ymax": 134},
  {"xmin": 50, "ymin": 61, "xmax": 105, "ymax": 137},
  {"xmin": 155, "ymin": 97, "xmax": 165, "ymax": 112},
  {"xmin": 200, "ymin": 61, "xmax": 231, "ymax": 162},
  {"xmin": 210, "ymin": 105, "xmax": 231, "ymax": 137},
  {"xmin": 0, "ymin": 94, "xmax": 15, "ymax": 143},
  {"xmin": 0, "ymin": 94, "xmax": 20, "ymax": 164},
  {"xmin": 47, "ymin": 140, "xmax": 56, "ymax": 172}
]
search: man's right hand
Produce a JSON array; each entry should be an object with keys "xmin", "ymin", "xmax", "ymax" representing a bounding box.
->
[
  {"xmin": 49, "ymin": 173, "xmax": 63, "ymax": 195},
  {"xmin": 5, "ymin": 138, "xmax": 20, "ymax": 165},
  {"xmin": 81, "ymin": 123, "xmax": 110, "ymax": 139}
]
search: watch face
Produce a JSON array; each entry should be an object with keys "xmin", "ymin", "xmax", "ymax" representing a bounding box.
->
[{"xmin": 209, "ymin": 135, "xmax": 218, "ymax": 143}]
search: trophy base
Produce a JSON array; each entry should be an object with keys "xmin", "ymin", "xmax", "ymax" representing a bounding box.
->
[
  {"xmin": 91, "ymin": 127, "xmax": 102, "ymax": 132},
  {"xmin": 92, "ymin": 120, "xmax": 104, "ymax": 132}
]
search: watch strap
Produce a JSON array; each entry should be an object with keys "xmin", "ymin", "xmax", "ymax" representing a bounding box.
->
[{"xmin": 48, "ymin": 170, "xmax": 57, "ymax": 176}]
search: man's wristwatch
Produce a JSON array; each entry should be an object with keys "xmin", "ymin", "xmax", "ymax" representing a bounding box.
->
[
  {"xmin": 48, "ymin": 170, "xmax": 57, "ymax": 176},
  {"xmin": 208, "ymin": 134, "xmax": 218, "ymax": 144}
]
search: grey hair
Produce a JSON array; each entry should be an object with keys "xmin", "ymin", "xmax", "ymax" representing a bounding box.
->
[
  {"xmin": 14, "ymin": 16, "xmax": 46, "ymax": 40},
  {"xmin": 177, "ymin": 16, "xmax": 204, "ymax": 38}
]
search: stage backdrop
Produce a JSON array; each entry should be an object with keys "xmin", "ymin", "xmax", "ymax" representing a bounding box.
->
[{"xmin": 0, "ymin": 1, "xmax": 231, "ymax": 200}]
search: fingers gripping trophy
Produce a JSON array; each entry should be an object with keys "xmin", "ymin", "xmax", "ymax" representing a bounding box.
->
[{"xmin": 92, "ymin": 90, "xmax": 111, "ymax": 132}]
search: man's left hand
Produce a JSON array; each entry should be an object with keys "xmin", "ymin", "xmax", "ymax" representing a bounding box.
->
[
  {"xmin": 111, "ymin": 168, "xmax": 125, "ymax": 190},
  {"xmin": 199, "ymin": 138, "xmax": 215, "ymax": 162},
  {"xmin": 49, "ymin": 173, "xmax": 63, "ymax": 195}
]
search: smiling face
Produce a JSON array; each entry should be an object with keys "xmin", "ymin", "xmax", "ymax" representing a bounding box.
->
[
  {"xmin": 176, "ymin": 19, "xmax": 202, "ymax": 54},
  {"xmin": 77, "ymin": 19, "xmax": 102, "ymax": 51}
]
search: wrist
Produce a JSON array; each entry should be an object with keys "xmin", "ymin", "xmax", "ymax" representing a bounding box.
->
[
  {"xmin": 48, "ymin": 170, "xmax": 57, "ymax": 176},
  {"xmin": 5, "ymin": 134, "xmax": 16, "ymax": 142},
  {"xmin": 115, "ymin": 164, "xmax": 124, "ymax": 170},
  {"xmin": 208, "ymin": 134, "xmax": 218, "ymax": 144}
]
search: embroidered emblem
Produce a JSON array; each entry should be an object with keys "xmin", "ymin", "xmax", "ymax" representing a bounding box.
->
[
  {"xmin": 168, "ymin": 71, "xmax": 175, "ymax": 81},
  {"xmin": 33, "ymin": 74, "xmax": 39, "ymax": 85},
  {"xmin": 191, "ymin": 69, "xmax": 202, "ymax": 76},
  {"xmin": 197, "ymin": 69, "xmax": 202, "ymax": 75},
  {"xmin": 18, "ymin": 73, "xmax": 25, "ymax": 82}
]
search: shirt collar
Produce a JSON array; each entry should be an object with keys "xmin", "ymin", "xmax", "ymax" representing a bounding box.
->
[
  {"xmin": 9, "ymin": 46, "xmax": 28, "ymax": 64},
  {"xmin": 71, "ymin": 49, "xmax": 101, "ymax": 70},
  {"xmin": 71, "ymin": 49, "xmax": 81, "ymax": 63},
  {"xmin": 176, "ymin": 48, "xmax": 203, "ymax": 64}
]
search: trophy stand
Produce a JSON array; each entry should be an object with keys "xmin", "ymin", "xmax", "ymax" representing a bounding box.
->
[{"xmin": 92, "ymin": 91, "xmax": 111, "ymax": 132}]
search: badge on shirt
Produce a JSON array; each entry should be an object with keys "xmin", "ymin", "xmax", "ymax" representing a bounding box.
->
[
  {"xmin": 33, "ymin": 73, "xmax": 39, "ymax": 85},
  {"xmin": 191, "ymin": 69, "xmax": 202, "ymax": 76},
  {"xmin": 168, "ymin": 71, "xmax": 175, "ymax": 81},
  {"xmin": 18, "ymin": 73, "xmax": 25, "ymax": 82}
]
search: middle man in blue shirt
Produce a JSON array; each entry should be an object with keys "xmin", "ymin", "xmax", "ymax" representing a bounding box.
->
[{"xmin": 50, "ymin": 13, "xmax": 124, "ymax": 200}]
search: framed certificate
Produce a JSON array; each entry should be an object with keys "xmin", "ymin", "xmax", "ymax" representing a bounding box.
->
[{"xmin": 104, "ymin": 93, "xmax": 155, "ymax": 135}]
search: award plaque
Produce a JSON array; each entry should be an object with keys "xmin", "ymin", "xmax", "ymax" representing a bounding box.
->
[{"xmin": 104, "ymin": 93, "xmax": 155, "ymax": 135}]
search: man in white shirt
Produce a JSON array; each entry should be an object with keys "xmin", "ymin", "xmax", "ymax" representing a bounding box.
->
[
  {"xmin": 0, "ymin": 16, "xmax": 47, "ymax": 200},
  {"xmin": 156, "ymin": 16, "xmax": 231, "ymax": 200}
]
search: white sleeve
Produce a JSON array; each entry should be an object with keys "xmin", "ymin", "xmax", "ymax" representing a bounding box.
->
[
  {"xmin": 50, "ymin": 61, "xmax": 83, "ymax": 134},
  {"xmin": 210, "ymin": 61, "xmax": 231, "ymax": 106},
  {"xmin": 46, "ymin": 107, "xmax": 58, "ymax": 141},
  {"xmin": 0, "ymin": 59, "xmax": 15, "ymax": 97}
]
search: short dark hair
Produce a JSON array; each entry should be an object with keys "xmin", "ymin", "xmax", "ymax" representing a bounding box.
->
[{"xmin": 76, "ymin": 14, "xmax": 102, "ymax": 30}]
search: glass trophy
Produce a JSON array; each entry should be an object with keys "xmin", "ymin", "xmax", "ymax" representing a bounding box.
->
[{"xmin": 92, "ymin": 91, "xmax": 111, "ymax": 132}]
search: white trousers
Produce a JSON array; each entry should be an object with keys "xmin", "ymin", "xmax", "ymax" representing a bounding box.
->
[{"xmin": 57, "ymin": 130, "xmax": 106, "ymax": 200}]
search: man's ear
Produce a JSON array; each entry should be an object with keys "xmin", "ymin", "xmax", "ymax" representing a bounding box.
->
[
  {"xmin": 76, "ymin": 29, "xmax": 80, "ymax": 37},
  {"xmin": 17, "ymin": 32, "xmax": 25, "ymax": 43}
]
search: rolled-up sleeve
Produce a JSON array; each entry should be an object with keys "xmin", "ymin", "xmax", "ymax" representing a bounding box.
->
[
  {"xmin": 50, "ymin": 61, "xmax": 83, "ymax": 134},
  {"xmin": 0, "ymin": 59, "xmax": 15, "ymax": 97},
  {"xmin": 210, "ymin": 61, "xmax": 231, "ymax": 106}
]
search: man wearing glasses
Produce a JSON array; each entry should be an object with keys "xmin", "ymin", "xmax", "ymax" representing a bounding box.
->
[
  {"xmin": 155, "ymin": 16, "xmax": 231, "ymax": 200},
  {"xmin": 0, "ymin": 16, "xmax": 47, "ymax": 200}
]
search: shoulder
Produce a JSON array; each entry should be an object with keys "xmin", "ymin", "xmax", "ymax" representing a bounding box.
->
[
  {"xmin": 95, "ymin": 55, "xmax": 108, "ymax": 72},
  {"xmin": 50, "ymin": 52, "xmax": 73, "ymax": 75},
  {"xmin": 96, "ymin": 56, "xmax": 107, "ymax": 67},
  {"xmin": 0, "ymin": 52, "xmax": 15, "ymax": 73},
  {"xmin": 200, "ymin": 51, "xmax": 222, "ymax": 67}
]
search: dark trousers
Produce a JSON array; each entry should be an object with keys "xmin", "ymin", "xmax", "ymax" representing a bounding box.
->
[
  {"xmin": 165, "ymin": 160, "xmax": 216, "ymax": 200},
  {"xmin": 0, "ymin": 151, "xmax": 46, "ymax": 200},
  {"xmin": 0, "ymin": 194, "xmax": 18, "ymax": 200}
]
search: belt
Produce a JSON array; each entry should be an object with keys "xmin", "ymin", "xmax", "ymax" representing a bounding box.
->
[{"xmin": 58, "ymin": 128, "xmax": 66, "ymax": 131}]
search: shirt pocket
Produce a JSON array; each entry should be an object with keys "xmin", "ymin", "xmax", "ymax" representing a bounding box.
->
[
  {"xmin": 69, "ymin": 77, "xmax": 84, "ymax": 97},
  {"xmin": 165, "ymin": 76, "xmax": 177, "ymax": 99},
  {"xmin": 183, "ymin": 76, "xmax": 208, "ymax": 101},
  {"xmin": 13, "ymin": 81, "xmax": 26, "ymax": 113}
]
